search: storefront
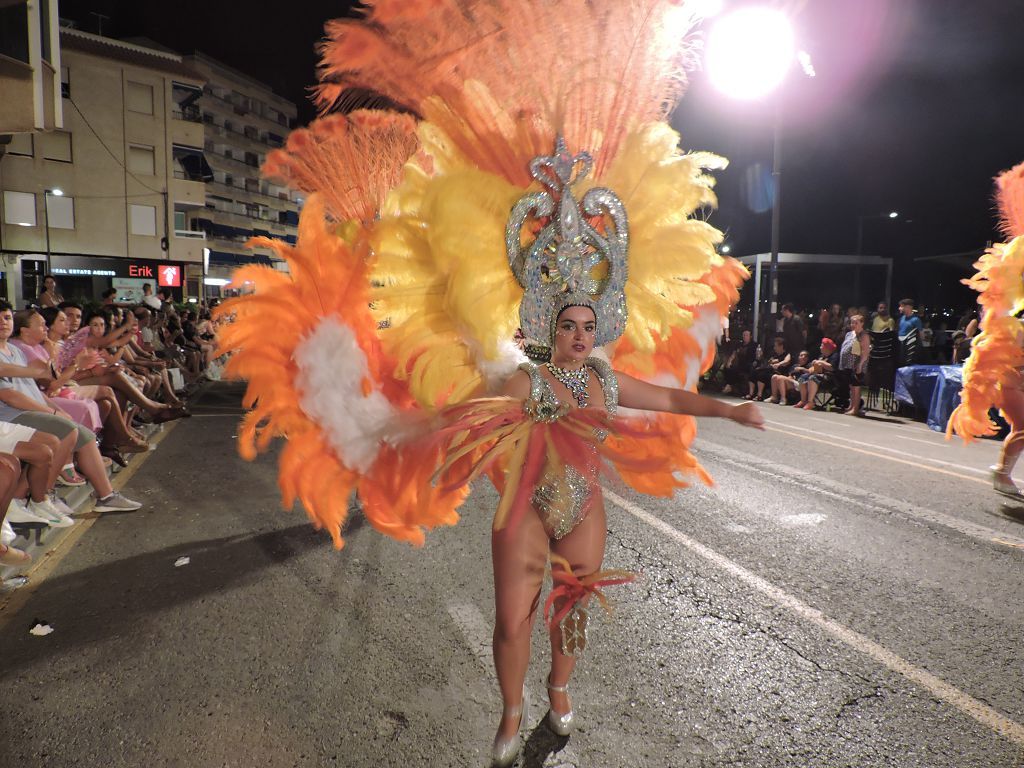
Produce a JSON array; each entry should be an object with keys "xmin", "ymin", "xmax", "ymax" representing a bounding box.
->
[{"xmin": 47, "ymin": 255, "xmax": 188, "ymax": 304}]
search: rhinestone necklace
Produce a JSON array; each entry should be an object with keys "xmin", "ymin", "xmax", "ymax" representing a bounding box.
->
[{"xmin": 546, "ymin": 362, "xmax": 590, "ymax": 408}]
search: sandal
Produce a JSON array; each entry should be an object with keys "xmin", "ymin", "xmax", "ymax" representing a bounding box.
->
[{"xmin": 57, "ymin": 465, "xmax": 87, "ymax": 487}]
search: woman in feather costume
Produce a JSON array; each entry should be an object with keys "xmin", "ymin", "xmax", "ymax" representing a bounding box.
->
[
  {"xmin": 948, "ymin": 161, "xmax": 1024, "ymax": 498},
  {"xmin": 215, "ymin": 2, "xmax": 763, "ymax": 763}
]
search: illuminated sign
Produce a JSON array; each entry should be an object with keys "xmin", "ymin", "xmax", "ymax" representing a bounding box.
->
[
  {"xmin": 50, "ymin": 256, "xmax": 186, "ymax": 283},
  {"xmin": 158, "ymin": 265, "xmax": 181, "ymax": 287}
]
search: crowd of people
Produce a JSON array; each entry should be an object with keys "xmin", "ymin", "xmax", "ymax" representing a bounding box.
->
[
  {"xmin": 0, "ymin": 277, "xmax": 224, "ymax": 570},
  {"xmin": 713, "ymin": 298, "xmax": 980, "ymax": 415}
]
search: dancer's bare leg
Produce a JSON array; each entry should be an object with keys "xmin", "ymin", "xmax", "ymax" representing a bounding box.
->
[
  {"xmin": 547, "ymin": 497, "xmax": 607, "ymax": 716},
  {"xmin": 491, "ymin": 507, "xmax": 549, "ymax": 742},
  {"xmin": 994, "ymin": 388, "xmax": 1024, "ymax": 490}
]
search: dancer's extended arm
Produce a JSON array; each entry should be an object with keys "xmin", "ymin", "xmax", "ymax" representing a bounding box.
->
[{"xmin": 617, "ymin": 373, "xmax": 764, "ymax": 429}]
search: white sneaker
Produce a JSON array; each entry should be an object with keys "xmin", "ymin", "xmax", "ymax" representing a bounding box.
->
[
  {"xmin": 1, "ymin": 519, "xmax": 15, "ymax": 546},
  {"xmin": 6, "ymin": 498, "xmax": 51, "ymax": 525},
  {"xmin": 48, "ymin": 494, "xmax": 78, "ymax": 518},
  {"xmin": 27, "ymin": 498, "xmax": 75, "ymax": 528}
]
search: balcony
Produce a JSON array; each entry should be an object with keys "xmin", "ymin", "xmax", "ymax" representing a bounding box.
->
[{"xmin": 171, "ymin": 176, "xmax": 206, "ymax": 208}]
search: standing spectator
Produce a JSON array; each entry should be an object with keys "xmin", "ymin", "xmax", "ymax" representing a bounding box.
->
[
  {"xmin": 897, "ymin": 298, "xmax": 923, "ymax": 365},
  {"xmin": 818, "ymin": 303, "xmax": 844, "ymax": 344},
  {"xmin": 101, "ymin": 288, "xmax": 118, "ymax": 307},
  {"xmin": 898, "ymin": 298, "xmax": 923, "ymax": 338},
  {"xmin": 38, "ymin": 275, "xmax": 63, "ymax": 308},
  {"xmin": 843, "ymin": 315, "xmax": 871, "ymax": 415},
  {"xmin": 141, "ymin": 283, "xmax": 162, "ymax": 311},
  {"xmin": 871, "ymin": 302, "xmax": 896, "ymax": 332},
  {"xmin": 780, "ymin": 303, "xmax": 806, "ymax": 361}
]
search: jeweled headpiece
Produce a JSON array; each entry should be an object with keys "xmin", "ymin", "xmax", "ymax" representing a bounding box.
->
[{"xmin": 506, "ymin": 136, "xmax": 629, "ymax": 350}]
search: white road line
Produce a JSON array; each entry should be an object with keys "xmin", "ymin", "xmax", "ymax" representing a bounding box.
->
[
  {"xmin": 447, "ymin": 602, "xmax": 580, "ymax": 767},
  {"xmin": 697, "ymin": 439, "xmax": 1024, "ymax": 549},
  {"xmin": 763, "ymin": 419, "xmax": 988, "ymax": 475},
  {"xmin": 448, "ymin": 602, "xmax": 494, "ymax": 672},
  {"xmin": 604, "ymin": 489, "xmax": 1024, "ymax": 749}
]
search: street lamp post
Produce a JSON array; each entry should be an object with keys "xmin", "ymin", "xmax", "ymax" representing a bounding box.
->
[
  {"xmin": 856, "ymin": 210, "xmax": 899, "ymax": 255},
  {"xmin": 42, "ymin": 187, "xmax": 63, "ymax": 276},
  {"xmin": 705, "ymin": 6, "xmax": 810, "ymax": 341}
]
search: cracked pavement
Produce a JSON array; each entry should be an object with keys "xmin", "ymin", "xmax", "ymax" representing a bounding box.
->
[{"xmin": 0, "ymin": 383, "xmax": 1021, "ymax": 767}]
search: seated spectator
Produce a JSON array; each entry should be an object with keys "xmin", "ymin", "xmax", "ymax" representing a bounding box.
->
[
  {"xmin": 722, "ymin": 329, "xmax": 759, "ymax": 396},
  {"xmin": 794, "ymin": 337, "xmax": 838, "ymax": 410},
  {"xmin": 0, "ymin": 452, "xmax": 31, "ymax": 565},
  {"xmin": 33, "ymin": 308, "xmax": 152, "ymax": 465},
  {"xmin": 747, "ymin": 336, "xmax": 791, "ymax": 401},
  {"xmin": 769, "ymin": 351, "xmax": 811, "ymax": 404},
  {"xmin": 0, "ymin": 302, "xmax": 141, "ymax": 512},
  {"xmin": 57, "ymin": 301, "xmax": 83, "ymax": 336},
  {"xmin": 64, "ymin": 311, "xmax": 187, "ymax": 423}
]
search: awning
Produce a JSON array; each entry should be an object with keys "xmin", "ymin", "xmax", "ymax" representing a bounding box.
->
[
  {"xmin": 173, "ymin": 145, "xmax": 214, "ymax": 182},
  {"xmin": 207, "ymin": 250, "xmax": 275, "ymax": 267}
]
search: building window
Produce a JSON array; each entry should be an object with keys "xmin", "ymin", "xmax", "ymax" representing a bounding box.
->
[
  {"xmin": 7, "ymin": 133, "xmax": 33, "ymax": 157},
  {"xmin": 126, "ymin": 81, "xmax": 155, "ymax": 114},
  {"xmin": 41, "ymin": 131, "xmax": 72, "ymax": 163},
  {"xmin": 60, "ymin": 65, "xmax": 70, "ymax": 98},
  {"xmin": 3, "ymin": 191, "xmax": 36, "ymax": 227},
  {"xmin": 0, "ymin": 4, "xmax": 29, "ymax": 63},
  {"xmin": 127, "ymin": 144, "xmax": 156, "ymax": 176},
  {"xmin": 46, "ymin": 195, "xmax": 74, "ymax": 229},
  {"xmin": 130, "ymin": 204, "xmax": 157, "ymax": 236},
  {"xmin": 174, "ymin": 211, "xmax": 186, "ymax": 230}
]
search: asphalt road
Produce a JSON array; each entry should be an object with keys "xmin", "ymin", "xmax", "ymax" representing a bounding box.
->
[{"xmin": 0, "ymin": 383, "xmax": 1022, "ymax": 768}]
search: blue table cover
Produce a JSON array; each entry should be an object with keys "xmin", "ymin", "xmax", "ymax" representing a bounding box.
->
[{"xmin": 894, "ymin": 365, "xmax": 962, "ymax": 432}]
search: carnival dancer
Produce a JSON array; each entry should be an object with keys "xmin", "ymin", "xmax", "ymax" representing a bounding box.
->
[
  {"xmin": 215, "ymin": 2, "xmax": 763, "ymax": 764},
  {"xmin": 948, "ymin": 162, "xmax": 1024, "ymax": 498}
]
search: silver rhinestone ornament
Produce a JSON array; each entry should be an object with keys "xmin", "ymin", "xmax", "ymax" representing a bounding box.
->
[{"xmin": 506, "ymin": 136, "xmax": 629, "ymax": 348}]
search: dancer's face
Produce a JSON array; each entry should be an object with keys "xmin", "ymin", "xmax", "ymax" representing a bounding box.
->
[{"xmin": 552, "ymin": 305, "xmax": 596, "ymax": 366}]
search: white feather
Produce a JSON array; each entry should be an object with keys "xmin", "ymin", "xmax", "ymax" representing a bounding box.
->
[{"xmin": 294, "ymin": 318, "xmax": 399, "ymax": 472}]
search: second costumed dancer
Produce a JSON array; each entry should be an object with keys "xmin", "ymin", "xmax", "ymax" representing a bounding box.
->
[{"xmin": 215, "ymin": 2, "xmax": 763, "ymax": 764}]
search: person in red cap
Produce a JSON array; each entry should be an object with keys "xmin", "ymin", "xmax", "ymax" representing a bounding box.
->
[{"xmin": 794, "ymin": 337, "xmax": 839, "ymax": 410}]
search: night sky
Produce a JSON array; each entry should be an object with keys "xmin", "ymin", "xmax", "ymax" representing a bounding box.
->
[{"xmin": 58, "ymin": 0, "xmax": 1024, "ymax": 310}]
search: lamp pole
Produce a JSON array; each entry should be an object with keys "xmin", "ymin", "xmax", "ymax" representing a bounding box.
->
[
  {"xmin": 767, "ymin": 100, "xmax": 783, "ymax": 339},
  {"xmin": 42, "ymin": 187, "xmax": 62, "ymax": 275},
  {"xmin": 856, "ymin": 210, "xmax": 899, "ymax": 255}
]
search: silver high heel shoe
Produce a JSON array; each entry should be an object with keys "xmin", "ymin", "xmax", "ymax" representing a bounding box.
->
[
  {"xmin": 991, "ymin": 466, "xmax": 1024, "ymax": 498},
  {"xmin": 546, "ymin": 677, "xmax": 575, "ymax": 737},
  {"xmin": 492, "ymin": 686, "xmax": 528, "ymax": 767}
]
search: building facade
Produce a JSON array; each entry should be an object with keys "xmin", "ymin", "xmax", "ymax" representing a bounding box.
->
[
  {"xmin": 0, "ymin": 28, "xmax": 205, "ymax": 305},
  {"xmin": 0, "ymin": 25, "xmax": 299, "ymax": 307},
  {"xmin": 183, "ymin": 53, "xmax": 299, "ymax": 291}
]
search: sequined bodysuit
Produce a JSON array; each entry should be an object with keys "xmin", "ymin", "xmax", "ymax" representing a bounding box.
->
[{"xmin": 520, "ymin": 357, "xmax": 619, "ymax": 539}]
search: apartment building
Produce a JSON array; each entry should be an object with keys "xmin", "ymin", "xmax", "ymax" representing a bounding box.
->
[
  {"xmin": 0, "ymin": 0, "xmax": 62, "ymax": 136},
  {"xmin": 0, "ymin": 27, "xmax": 205, "ymax": 304},
  {"xmin": 183, "ymin": 52, "xmax": 299, "ymax": 291}
]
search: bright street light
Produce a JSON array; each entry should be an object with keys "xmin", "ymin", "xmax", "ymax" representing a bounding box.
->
[
  {"xmin": 706, "ymin": 7, "xmax": 795, "ymax": 101},
  {"xmin": 49, "ymin": 188, "xmax": 63, "ymax": 197},
  {"xmin": 720, "ymin": 244, "xmax": 732, "ymax": 254},
  {"xmin": 888, "ymin": 210, "xmax": 899, "ymax": 218}
]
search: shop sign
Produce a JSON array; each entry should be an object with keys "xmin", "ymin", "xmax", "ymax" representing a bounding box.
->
[{"xmin": 50, "ymin": 255, "xmax": 185, "ymax": 282}]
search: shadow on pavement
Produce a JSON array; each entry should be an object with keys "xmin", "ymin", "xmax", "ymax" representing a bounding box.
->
[
  {"xmin": 522, "ymin": 720, "xmax": 571, "ymax": 767},
  {"xmin": 0, "ymin": 523, "xmax": 322, "ymax": 676}
]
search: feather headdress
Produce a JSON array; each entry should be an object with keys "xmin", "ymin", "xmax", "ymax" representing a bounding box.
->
[{"xmin": 217, "ymin": 0, "xmax": 747, "ymax": 547}]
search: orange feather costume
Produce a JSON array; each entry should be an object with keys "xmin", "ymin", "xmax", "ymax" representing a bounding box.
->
[{"xmin": 214, "ymin": 0, "xmax": 747, "ymax": 549}]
